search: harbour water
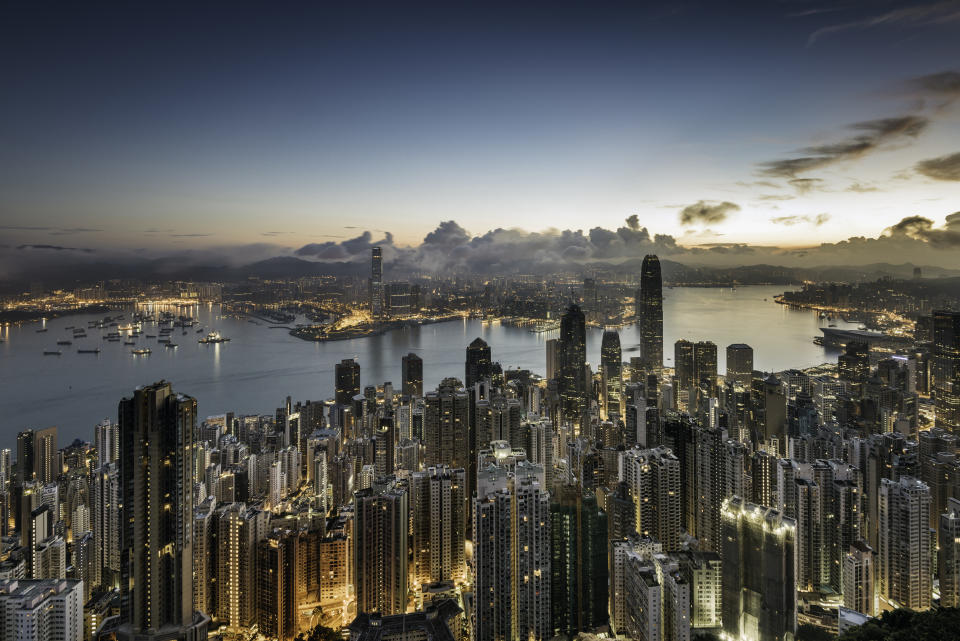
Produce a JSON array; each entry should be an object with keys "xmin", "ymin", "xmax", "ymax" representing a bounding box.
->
[{"xmin": 0, "ymin": 286, "xmax": 856, "ymax": 442}]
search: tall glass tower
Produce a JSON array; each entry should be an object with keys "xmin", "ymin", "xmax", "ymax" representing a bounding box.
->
[{"xmin": 637, "ymin": 255, "xmax": 663, "ymax": 372}]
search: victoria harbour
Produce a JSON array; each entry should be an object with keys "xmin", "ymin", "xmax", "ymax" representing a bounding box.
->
[{"xmin": 1, "ymin": 285, "xmax": 851, "ymax": 442}]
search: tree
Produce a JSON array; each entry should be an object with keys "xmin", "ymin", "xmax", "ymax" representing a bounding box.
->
[
  {"xmin": 838, "ymin": 607, "xmax": 960, "ymax": 641},
  {"xmin": 797, "ymin": 623, "xmax": 835, "ymax": 641},
  {"xmin": 296, "ymin": 624, "xmax": 341, "ymax": 641}
]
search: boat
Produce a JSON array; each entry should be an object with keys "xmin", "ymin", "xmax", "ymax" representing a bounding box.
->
[
  {"xmin": 198, "ymin": 331, "xmax": 230, "ymax": 344},
  {"xmin": 78, "ymin": 348, "xmax": 101, "ymax": 354},
  {"xmin": 197, "ymin": 328, "xmax": 204, "ymax": 333},
  {"xmin": 131, "ymin": 348, "xmax": 152, "ymax": 355},
  {"xmin": 146, "ymin": 334, "xmax": 157, "ymax": 338},
  {"xmin": 36, "ymin": 328, "xmax": 48, "ymax": 333},
  {"xmin": 118, "ymin": 324, "xmax": 134, "ymax": 331},
  {"xmin": 65, "ymin": 326, "xmax": 74, "ymax": 330},
  {"xmin": 43, "ymin": 349, "xmax": 61, "ymax": 355},
  {"xmin": 165, "ymin": 343, "xmax": 178, "ymax": 349},
  {"xmin": 158, "ymin": 337, "xmax": 170, "ymax": 343},
  {"xmin": 124, "ymin": 340, "xmax": 136, "ymax": 346},
  {"xmin": 107, "ymin": 337, "xmax": 120, "ymax": 342},
  {"xmin": 56, "ymin": 340, "xmax": 72, "ymax": 346}
]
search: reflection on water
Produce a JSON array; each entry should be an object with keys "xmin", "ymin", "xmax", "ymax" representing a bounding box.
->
[{"xmin": 0, "ymin": 286, "xmax": 854, "ymax": 442}]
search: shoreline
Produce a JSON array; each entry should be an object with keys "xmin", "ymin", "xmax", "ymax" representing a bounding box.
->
[{"xmin": 289, "ymin": 315, "xmax": 465, "ymax": 342}]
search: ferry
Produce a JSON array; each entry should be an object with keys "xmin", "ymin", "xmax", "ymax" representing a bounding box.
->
[
  {"xmin": 78, "ymin": 348, "xmax": 101, "ymax": 354},
  {"xmin": 131, "ymin": 348, "xmax": 152, "ymax": 355},
  {"xmin": 198, "ymin": 331, "xmax": 230, "ymax": 344},
  {"xmin": 118, "ymin": 324, "xmax": 135, "ymax": 331},
  {"xmin": 165, "ymin": 343, "xmax": 178, "ymax": 349},
  {"xmin": 43, "ymin": 349, "xmax": 61, "ymax": 356}
]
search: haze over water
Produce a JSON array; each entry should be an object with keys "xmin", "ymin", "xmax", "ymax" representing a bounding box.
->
[{"xmin": 0, "ymin": 286, "xmax": 854, "ymax": 443}]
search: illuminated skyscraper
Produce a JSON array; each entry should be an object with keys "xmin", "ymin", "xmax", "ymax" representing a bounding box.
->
[
  {"xmin": 550, "ymin": 484, "xmax": 607, "ymax": 637},
  {"xmin": 402, "ymin": 352, "xmax": 423, "ymax": 397},
  {"xmin": 637, "ymin": 255, "xmax": 663, "ymax": 371},
  {"xmin": 354, "ymin": 478, "xmax": 409, "ymax": 616},
  {"xmin": 878, "ymin": 476, "xmax": 931, "ymax": 610},
  {"xmin": 558, "ymin": 304, "xmax": 587, "ymax": 426},
  {"xmin": 940, "ymin": 497, "xmax": 960, "ymax": 608},
  {"xmin": 117, "ymin": 381, "xmax": 208, "ymax": 640},
  {"xmin": 335, "ymin": 358, "xmax": 361, "ymax": 406},
  {"xmin": 721, "ymin": 498, "xmax": 796, "ymax": 641},
  {"xmin": 726, "ymin": 343, "xmax": 754, "ymax": 388},
  {"xmin": 370, "ymin": 246, "xmax": 383, "ymax": 319},
  {"xmin": 601, "ymin": 329, "xmax": 623, "ymax": 420},
  {"xmin": 933, "ymin": 310, "xmax": 960, "ymax": 431},
  {"xmin": 466, "ymin": 337, "xmax": 492, "ymax": 389},
  {"xmin": 411, "ymin": 466, "xmax": 467, "ymax": 588}
]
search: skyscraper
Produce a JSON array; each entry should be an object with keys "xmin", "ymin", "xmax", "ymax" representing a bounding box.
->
[
  {"xmin": 601, "ymin": 329, "xmax": 623, "ymax": 420},
  {"xmin": 933, "ymin": 310, "xmax": 960, "ymax": 431},
  {"xmin": 402, "ymin": 352, "xmax": 423, "ymax": 397},
  {"xmin": 637, "ymin": 255, "xmax": 663, "ymax": 371},
  {"xmin": 726, "ymin": 343, "xmax": 754, "ymax": 388},
  {"xmin": 33, "ymin": 427, "xmax": 57, "ymax": 485},
  {"xmin": 117, "ymin": 381, "xmax": 208, "ymax": 640},
  {"xmin": 550, "ymin": 484, "xmax": 608, "ymax": 637},
  {"xmin": 940, "ymin": 497, "xmax": 960, "ymax": 608},
  {"xmin": 721, "ymin": 497, "xmax": 796, "ymax": 641},
  {"xmin": 558, "ymin": 304, "xmax": 587, "ymax": 426},
  {"xmin": 423, "ymin": 378, "xmax": 470, "ymax": 471},
  {"xmin": 465, "ymin": 337, "xmax": 492, "ymax": 389},
  {"xmin": 410, "ymin": 466, "xmax": 467, "ymax": 588},
  {"xmin": 354, "ymin": 479, "xmax": 409, "ymax": 616},
  {"xmin": 843, "ymin": 541, "xmax": 876, "ymax": 617},
  {"xmin": 370, "ymin": 246, "xmax": 383, "ymax": 319},
  {"xmin": 878, "ymin": 476, "xmax": 931, "ymax": 610},
  {"xmin": 335, "ymin": 358, "xmax": 361, "ymax": 406}
]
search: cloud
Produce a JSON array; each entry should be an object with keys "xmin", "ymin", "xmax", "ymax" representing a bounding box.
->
[
  {"xmin": 678, "ymin": 201, "xmax": 740, "ymax": 226},
  {"xmin": 759, "ymin": 115, "xmax": 928, "ymax": 177},
  {"xmin": 770, "ymin": 214, "xmax": 831, "ymax": 226},
  {"xmin": 846, "ymin": 182, "xmax": 880, "ymax": 192},
  {"xmin": 295, "ymin": 230, "xmax": 394, "ymax": 260},
  {"xmin": 884, "ymin": 212, "xmax": 960, "ymax": 246},
  {"xmin": 758, "ymin": 194, "xmax": 795, "ymax": 201},
  {"xmin": 17, "ymin": 244, "xmax": 95, "ymax": 253},
  {"xmin": 808, "ymin": 1, "xmax": 960, "ymax": 45},
  {"xmin": 171, "ymin": 233, "xmax": 214, "ymax": 238},
  {"xmin": 915, "ymin": 151, "xmax": 960, "ymax": 180},
  {"xmin": 625, "ymin": 214, "xmax": 641, "ymax": 231},
  {"xmin": 788, "ymin": 178, "xmax": 825, "ymax": 194},
  {"xmin": 0, "ymin": 225, "xmax": 53, "ymax": 231}
]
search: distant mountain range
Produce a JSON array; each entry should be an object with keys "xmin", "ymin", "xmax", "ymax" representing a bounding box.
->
[{"xmin": 5, "ymin": 255, "xmax": 960, "ymax": 292}]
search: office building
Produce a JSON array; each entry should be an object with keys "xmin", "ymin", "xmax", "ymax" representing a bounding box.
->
[
  {"xmin": 335, "ymin": 359, "xmax": 361, "ymax": 407},
  {"xmin": 466, "ymin": 337, "xmax": 492, "ymax": 389},
  {"xmin": 726, "ymin": 344, "xmax": 754, "ymax": 388},
  {"xmin": 402, "ymin": 353, "xmax": 424, "ymax": 397},
  {"xmin": 637, "ymin": 254, "xmax": 663, "ymax": 371},
  {"xmin": 933, "ymin": 310, "xmax": 960, "ymax": 431},
  {"xmin": 371, "ymin": 246, "xmax": 383, "ymax": 318},
  {"xmin": 558, "ymin": 304, "xmax": 587, "ymax": 427},
  {"xmin": 601, "ymin": 329, "xmax": 623, "ymax": 420}
]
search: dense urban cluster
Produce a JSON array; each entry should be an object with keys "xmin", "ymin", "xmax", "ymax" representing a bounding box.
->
[{"xmin": 2, "ymin": 248, "xmax": 960, "ymax": 641}]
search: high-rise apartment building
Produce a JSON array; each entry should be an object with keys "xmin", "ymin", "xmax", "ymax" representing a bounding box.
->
[
  {"xmin": 411, "ymin": 466, "xmax": 467, "ymax": 588},
  {"xmin": 721, "ymin": 497, "xmax": 796, "ymax": 641},
  {"xmin": 354, "ymin": 478, "xmax": 409, "ymax": 616},
  {"xmin": 843, "ymin": 541, "xmax": 876, "ymax": 617},
  {"xmin": 0, "ymin": 579, "xmax": 84, "ymax": 641},
  {"xmin": 117, "ymin": 381, "xmax": 208, "ymax": 640},
  {"xmin": 940, "ymin": 497, "xmax": 960, "ymax": 608},
  {"xmin": 878, "ymin": 476, "xmax": 931, "ymax": 611}
]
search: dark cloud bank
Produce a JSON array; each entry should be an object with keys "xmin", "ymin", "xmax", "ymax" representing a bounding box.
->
[{"xmin": 5, "ymin": 211, "xmax": 960, "ymax": 285}]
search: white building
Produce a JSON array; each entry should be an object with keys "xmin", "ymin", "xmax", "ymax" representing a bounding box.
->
[{"xmin": 0, "ymin": 579, "xmax": 84, "ymax": 641}]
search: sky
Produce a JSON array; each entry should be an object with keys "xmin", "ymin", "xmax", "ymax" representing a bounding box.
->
[{"xmin": 1, "ymin": 0, "xmax": 959, "ymax": 269}]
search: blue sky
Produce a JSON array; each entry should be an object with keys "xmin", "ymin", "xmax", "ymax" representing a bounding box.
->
[{"xmin": 1, "ymin": 1, "xmax": 959, "ymax": 254}]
